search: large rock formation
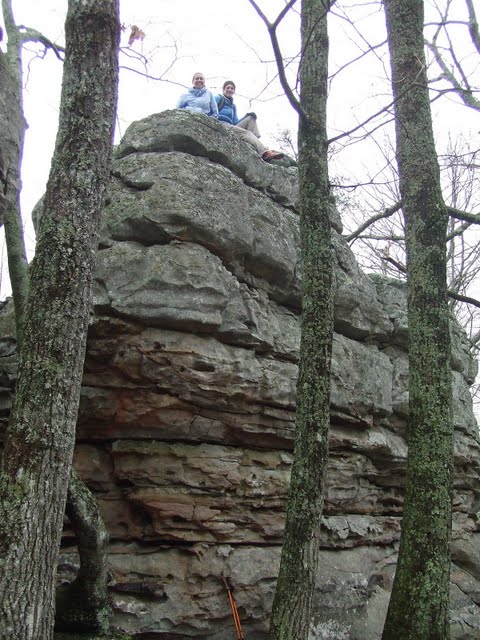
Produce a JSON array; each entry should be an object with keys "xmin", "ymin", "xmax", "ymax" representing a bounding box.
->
[{"xmin": 2, "ymin": 109, "xmax": 480, "ymax": 639}]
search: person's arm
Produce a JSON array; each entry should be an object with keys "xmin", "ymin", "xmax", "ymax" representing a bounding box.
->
[
  {"xmin": 210, "ymin": 92, "xmax": 219, "ymax": 118},
  {"xmin": 176, "ymin": 93, "xmax": 187, "ymax": 109},
  {"xmin": 232, "ymin": 103, "xmax": 239, "ymax": 125}
]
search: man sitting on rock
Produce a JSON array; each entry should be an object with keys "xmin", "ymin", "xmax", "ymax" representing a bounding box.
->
[{"xmin": 215, "ymin": 80, "xmax": 284, "ymax": 163}]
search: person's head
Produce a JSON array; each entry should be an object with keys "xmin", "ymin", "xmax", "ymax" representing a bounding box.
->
[
  {"xmin": 192, "ymin": 72, "xmax": 205, "ymax": 89},
  {"xmin": 223, "ymin": 81, "xmax": 236, "ymax": 98}
]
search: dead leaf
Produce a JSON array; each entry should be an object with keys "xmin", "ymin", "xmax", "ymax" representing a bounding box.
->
[{"xmin": 128, "ymin": 25, "xmax": 146, "ymax": 46}]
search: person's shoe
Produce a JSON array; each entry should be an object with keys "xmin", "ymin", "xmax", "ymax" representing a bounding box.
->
[{"xmin": 262, "ymin": 150, "xmax": 284, "ymax": 162}]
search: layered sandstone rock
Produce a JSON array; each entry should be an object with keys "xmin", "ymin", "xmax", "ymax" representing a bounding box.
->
[{"xmin": 2, "ymin": 109, "xmax": 479, "ymax": 639}]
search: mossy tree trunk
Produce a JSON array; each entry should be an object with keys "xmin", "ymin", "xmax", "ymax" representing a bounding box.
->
[
  {"xmin": 268, "ymin": 1, "xmax": 333, "ymax": 639},
  {"xmin": 382, "ymin": 1, "xmax": 454, "ymax": 638},
  {"xmin": 0, "ymin": 2, "xmax": 113, "ymax": 633},
  {"xmin": 0, "ymin": 1, "xmax": 119, "ymax": 639},
  {"xmin": 0, "ymin": 0, "xmax": 29, "ymax": 340}
]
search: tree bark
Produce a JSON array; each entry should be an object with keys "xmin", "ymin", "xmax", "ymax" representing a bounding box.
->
[
  {"xmin": 382, "ymin": 1, "xmax": 454, "ymax": 638},
  {"xmin": 1, "ymin": 1, "xmax": 114, "ymax": 634},
  {"xmin": 0, "ymin": 1, "xmax": 119, "ymax": 638},
  {"xmin": 268, "ymin": 2, "xmax": 334, "ymax": 639},
  {"xmin": 55, "ymin": 469, "xmax": 111, "ymax": 634},
  {"xmin": 0, "ymin": 0, "xmax": 29, "ymax": 340}
]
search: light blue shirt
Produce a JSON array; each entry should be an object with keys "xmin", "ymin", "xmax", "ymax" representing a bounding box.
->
[{"xmin": 176, "ymin": 87, "xmax": 219, "ymax": 117}]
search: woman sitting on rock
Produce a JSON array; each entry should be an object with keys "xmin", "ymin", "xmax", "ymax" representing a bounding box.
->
[
  {"xmin": 176, "ymin": 72, "xmax": 219, "ymax": 117},
  {"xmin": 215, "ymin": 80, "xmax": 284, "ymax": 163}
]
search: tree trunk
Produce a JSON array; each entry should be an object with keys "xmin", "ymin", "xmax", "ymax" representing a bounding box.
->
[
  {"xmin": 382, "ymin": 1, "xmax": 454, "ymax": 638},
  {"xmin": 55, "ymin": 468, "xmax": 111, "ymax": 634},
  {"xmin": 1, "ymin": 1, "xmax": 114, "ymax": 632},
  {"xmin": 0, "ymin": 1, "xmax": 119, "ymax": 638},
  {"xmin": 269, "ymin": 1, "xmax": 334, "ymax": 639},
  {"xmin": 0, "ymin": 2, "xmax": 29, "ymax": 339}
]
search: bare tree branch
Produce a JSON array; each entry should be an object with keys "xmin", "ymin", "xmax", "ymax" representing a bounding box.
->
[
  {"xmin": 448, "ymin": 206, "xmax": 480, "ymax": 224},
  {"xmin": 448, "ymin": 289, "xmax": 480, "ymax": 309},
  {"xmin": 425, "ymin": 0, "xmax": 480, "ymax": 111},
  {"xmin": 346, "ymin": 201, "xmax": 402, "ymax": 242},
  {"xmin": 347, "ymin": 200, "xmax": 479, "ymax": 247},
  {"xmin": 381, "ymin": 241, "xmax": 480, "ymax": 309},
  {"xmin": 381, "ymin": 252, "xmax": 406, "ymax": 273},
  {"xmin": 118, "ymin": 64, "xmax": 184, "ymax": 86},
  {"xmin": 247, "ymin": 0, "xmax": 306, "ymax": 119},
  {"xmin": 17, "ymin": 26, "xmax": 64, "ymax": 60},
  {"xmin": 355, "ymin": 233, "xmax": 404, "ymax": 241},
  {"xmin": 447, "ymin": 219, "xmax": 472, "ymax": 242},
  {"xmin": 466, "ymin": 0, "xmax": 480, "ymax": 54},
  {"xmin": 470, "ymin": 329, "xmax": 480, "ymax": 346},
  {"xmin": 329, "ymin": 38, "xmax": 387, "ymax": 84}
]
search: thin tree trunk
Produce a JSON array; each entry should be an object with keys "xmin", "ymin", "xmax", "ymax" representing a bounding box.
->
[
  {"xmin": 269, "ymin": 1, "xmax": 334, "ymax": 638},
  {"xmin": 55, "ymin": 468, "xmax": 111, "ymax": 634},
  {"xmin": 382, "ymin": 1, "xmax": 454, "ymax": 638},
  {"xmin": 3, "ymin": 202, "xmax": 28, "ymax": 338},
  {"xmin": 0, "ymin": 0, "xmax": 29, "ymax": 339},
  {"xmin": 0, "ymin": 2, "xmax": 119, "ymax": 639}
]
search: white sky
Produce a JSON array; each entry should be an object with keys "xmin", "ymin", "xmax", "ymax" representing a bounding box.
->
[{"xmin": 0, "ymin": 0, "xmax": 478, "ymax": 294}]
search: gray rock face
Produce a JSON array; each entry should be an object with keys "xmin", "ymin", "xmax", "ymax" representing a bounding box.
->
[{"xmin": 3, "ymin": 109, "xmax": 480, "ymax": 638}]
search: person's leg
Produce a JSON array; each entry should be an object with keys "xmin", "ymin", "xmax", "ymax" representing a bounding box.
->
[
  {"xmin": 222, "ymin": 122, "xmax": 283, "ymax": 161},
  {"xmin": 231, "ymin": 126, "xmax": 268, "ymax": 155},
  {"xmin": 236, "ymin": 115, "xmax": 261, "ymax": 138}
]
